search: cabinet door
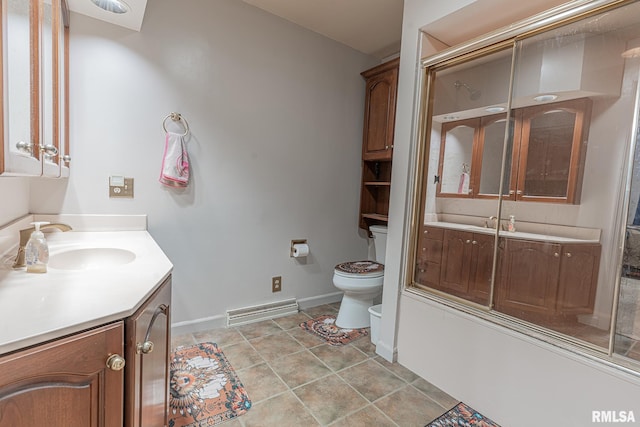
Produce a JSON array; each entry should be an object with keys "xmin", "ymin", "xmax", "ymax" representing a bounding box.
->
[
  {"xmin": 556, "ymin": 243, "xmax": 601, "ymax": 314},
  {"xmin": 125, "ymin": 278, "xmax": 171, "ymax": 427},
  {"xmin": 467, "ymin": 232, "xmax": 495, "ymax": 305},
  {"xmin": 515, "ymin": 98, "xmax": 592, "ymax": 203},
  {"xmin": 497, "ymin": 239, "xmax": 561, "ymax": 315},
  {"xmin": 415, "ymin": 226, "xmax": 443, "ymax": 288},
  {"xmin": 439, "ymin": 229, "xmax": 474, "ymax": 296},
  {"xmin": 361, "ymin": 59, "xmax": 398, "ymax": 161},
  {"xmin": 1, "ymin": 0, "xmax": 41, "ymax": 175},
  {"xmin": 0, "ymin": 322, "xmax": 125, "ymax": 427}
]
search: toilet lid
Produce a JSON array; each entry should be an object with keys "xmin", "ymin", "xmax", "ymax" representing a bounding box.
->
[{"xmin": 334, "ymin": 261, "xmax": 384, "ymax": 278}]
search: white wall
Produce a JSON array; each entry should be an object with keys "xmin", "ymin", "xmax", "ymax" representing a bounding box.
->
[
  {"xmin": 27, "ymin": 0, "xmax": 378, "ymax": 329},
  {"xmin": 382, "ymin": 0, "xmax": 640, "ymax": 425},
  {"xmin": 0, "ymin": 178, "xmax": 29, "ymax": 226}
]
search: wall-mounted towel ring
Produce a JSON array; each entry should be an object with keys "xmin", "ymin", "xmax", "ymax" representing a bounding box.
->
[{"xmin": 162, "ymin": 112, "xmax": 190, "ymax": 137}]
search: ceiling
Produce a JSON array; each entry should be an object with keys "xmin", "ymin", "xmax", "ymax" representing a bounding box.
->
[{"xmin": 66, "ymin": 0, "xmax": 404, "ymax": 59}]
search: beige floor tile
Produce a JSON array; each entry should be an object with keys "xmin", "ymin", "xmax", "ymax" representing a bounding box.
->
[
  {"xmin": 294, "ymin": 374, "xmax": 368, "ymax": 425},
  {"xmin": 309, "ymin": 343, "xmax": 368, "ymax": 372},
  {"xmin": 236, "ymin": 320, "xmax": 284, "ymax": 340},
  {"xmin": 350, "ymin": 335, "xmax": 377, "ymax": 357},
  {"xmin": 339, "ymin": 359, "xmax": 407, "ymax": 402},
  {"xmin": 287, "ymin": 327, "xmax": 327, "ymax": 348},
  {"xmin": 270, "ymin": 350, "xmax": 331, "ymax": 388},
  {"xmin": 329, "ymin": 405, "xmax": 396, "ymax": 427},
  {"xmin": 220, "ymin": 340, "xmax": 264, "ymax": 370},
  {"xmin": 412, "ymin": 377, "xmax": 459, "ymax": 409},
  {"xmin": 273, "ymin": 312, "xmax": 312, "ymax": 330},
  {"xmin": 192, "ymin": 327, "xmax": 245, "ymax": 347},
  {"xmin": 375, "ymin": 384, "xmax": 447, "ymax": 426},
  {"xmin": 241, "ymin": 391, "xmax": 320, "ymax": 427},
  {"xmin": 236, "ymin": 362, "xmax": 288, "ymax": 404},
  {"xmin": 171, "ymin": 333, "xmax": 196, "ymax": 350},
  {"xmin": 250, "ymin": 332, "xmax": 305, "ymax": 362},
  {"xmin": 374, "ymin": 356, "xmax": 420, "ymax": 382}
]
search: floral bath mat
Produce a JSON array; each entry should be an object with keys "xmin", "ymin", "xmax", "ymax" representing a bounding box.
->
[
  {"xmin": 169, "ymin": 342, "xmax": 251, "ymax": 426},
  {"xmin": 299, "ymin": 315, "xmax": 368, "ymax": 346},
  {"xmin": 426, "ymin": 402, "xmax": 501, "ymax": 427}
]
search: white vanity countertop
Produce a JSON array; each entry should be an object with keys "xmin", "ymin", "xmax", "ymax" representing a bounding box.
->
[
  {"xmin": 424, "ymin": 221, "xmax": 601, "ymax": 243},
  {"xmin": 0, "ymin": 230, "xmax": 173, "ymax": 355}
]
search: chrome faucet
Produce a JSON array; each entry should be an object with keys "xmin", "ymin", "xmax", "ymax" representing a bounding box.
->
[
  {"xmin": 485, "ymin": 216, "xmax": 498, "ymax": 229},
  {"xmin": 13, "ymin": 223, "xmax": 73, "ymax": 268}
]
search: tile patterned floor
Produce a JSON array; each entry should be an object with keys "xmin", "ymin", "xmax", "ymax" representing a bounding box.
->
[{"xmin": 171, "ymin": 303, "xmax": 459, "ymax": 427}]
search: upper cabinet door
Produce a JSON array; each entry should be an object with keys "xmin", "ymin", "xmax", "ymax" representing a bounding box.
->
[
  {"xmin": 1, "ymin": 0, "xmax": 40, "ymax": 175},
  {"xmin": 361, "ymin": 59, "xmax": 399, "ymax": 161},
  {"xmin": 1, "ymin": 0, "xmax": 69, "ymax": 177},
  {"xmin": 514, "ymin": 98, "xmax": 591, "ymax": 204}
]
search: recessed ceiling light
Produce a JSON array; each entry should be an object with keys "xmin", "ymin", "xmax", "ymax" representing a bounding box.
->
[
  {"xmin": 534, "ymin": 94, "xmax": 558, "ymax": 102},
  {"xmin": 485, "ymin": 106, "xmax": 506, "ymax": 113},
  {"xmin": 91, "ymin": 0, "xmax": 130, "ymax": 14}
]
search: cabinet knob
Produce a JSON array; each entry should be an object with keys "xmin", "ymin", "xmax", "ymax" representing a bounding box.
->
[
  {"xmin": 509, "ymin": 190, "xmax": 515, "ymax": 195},
  {"xmin": 136, "ymin": 340, "xmax": 155, "ymax": 354},
  {"xmin": 465, "ymin": 240, "xmax": 471, "ymax": 244},
  {"xmin": 385, "ymin": 145, "xmax": 389, "ymax": 149},
  {"xmin": 566, "ymin": 252, "xmax": 572, "ymax": 258},
  {"xmin": 424, "ymin": 230, "xmax": 428, "ymax": 234},
  {"xmin": 16, "ymin": 140, "xmax": 34, "ymax": 154},
  {"xmin": 516, "ymin": 190, "xmax": 523, "ymax": 195},
  {"xmin": 106, "ymin": 354, "xmax": 126, "ymax": 371},
  {"xmin": 419, "ymin": 269, "xmax": 425, "ymax": 273},
  {"xmin": 41, "ymin": 144, "xmax": 59, "ymax": 157},
  {"xmin": 422, "ymin": 247, "xmax": 426, "ymax": 251},
  {"xmin": 472, "ymin": 240, "xmax": 478, "ymax": 245},
  {"xmin": 63, "ymin": 154, "xmax": 71, "ymax": 163},
  {"xmin": 554, "ymin": 252, "xmax": 560, "ymax": 257}
]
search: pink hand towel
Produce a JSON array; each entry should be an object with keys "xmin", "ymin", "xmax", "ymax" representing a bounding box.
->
[{"xmin": 159, "ymin": 132, "xmax": 190, "ymax": 187}]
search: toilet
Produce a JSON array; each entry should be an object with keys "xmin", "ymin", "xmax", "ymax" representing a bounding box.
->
[{"xmin": 333, "ymin": 225, "xmax": 388, "ymax": 329}]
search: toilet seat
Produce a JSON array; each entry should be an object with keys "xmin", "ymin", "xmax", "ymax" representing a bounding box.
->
[{"xmin": 334, "ymin": 260, "xmax": 384, "ymax": 279}]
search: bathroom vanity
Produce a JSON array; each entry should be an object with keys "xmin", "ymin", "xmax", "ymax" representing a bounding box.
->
[
  {"xmin": 416, "ymin": 222, "xmax": 601, "ymax": 318},
  {"xmin": 0, "ymin": 216, "xmax": 173, "ymax": 427}
]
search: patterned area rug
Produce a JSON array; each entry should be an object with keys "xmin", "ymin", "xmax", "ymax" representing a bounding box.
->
[
  {"xmin": 169, "ymin": 342, "xmax": 251, "ymax": 427},
  {"xmin": 300, "ymin": 315, "xmax": 368, "ymax": 346},
  {"xmin": 426, "ymin": 402, "xmax": 501, "ymax": 427}
]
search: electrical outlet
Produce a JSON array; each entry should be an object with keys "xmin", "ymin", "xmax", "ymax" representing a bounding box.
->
[
  {"xmin": 109, "ymin": 176, "xmax": 134, "ymax": 198},
  {"xmin": 272, "ymin": 276, "xmax": 282, "ymax": 293}
]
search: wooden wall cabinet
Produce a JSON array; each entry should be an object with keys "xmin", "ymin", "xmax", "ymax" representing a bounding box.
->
[
  {"xmin": 496, "ymin": 239, "xmax": 600, "ymax": 316},
  {"xmin": 0, "ymin": 277, "xmax": 171, "ymax": 427},
  {"xmin": 359, "ymin": 58, "xmax": 399, "ymax": 231},
  {"xmin": 0, "ymin": 322, "xmax": 125, "ymax": 427},
  {"xmin": 436, "ymin": 98, "xmax": 592, "ymax": 204},
  {"xmin": 0, "ymin": 0, "xmax": 70, "ymax": 177}
]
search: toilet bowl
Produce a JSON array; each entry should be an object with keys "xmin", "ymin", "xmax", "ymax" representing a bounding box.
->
[{"xmin": 333, "ymin": 225, "xmax": 387, "ymax": 329}]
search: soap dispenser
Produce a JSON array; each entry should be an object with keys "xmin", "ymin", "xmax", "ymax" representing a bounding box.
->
[{"xmin": 25, "ymin": 222, "xmax": 50, "ymax": 273}]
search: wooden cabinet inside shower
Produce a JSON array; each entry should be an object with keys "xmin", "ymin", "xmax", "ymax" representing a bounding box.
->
[
  {"xmin": 1, "ymin": 0, "xmax": 70, "ymax": 177},
  {"xmin": 359, "ymin": 58, "xmax": 399, "ymax": 232}
]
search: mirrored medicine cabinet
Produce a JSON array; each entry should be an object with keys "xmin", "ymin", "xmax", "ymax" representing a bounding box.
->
[
  {"xmin": 1, "ymin": 0, "xmax": 70, "ymax": 177},
  {"xmin": 409, "ymin": 0, "xmax": 640, "ymax": 371}
]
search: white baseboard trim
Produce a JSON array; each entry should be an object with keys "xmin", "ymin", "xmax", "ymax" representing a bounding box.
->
[
  {"xmin": 375, "ymin": 339, "xmax": 397, "ymax": 363},
  {"xmin": 297, "ymin": 291, "xmax": 343, "ymax": 310},
  {"xmin": 171, "ymin": 292, "xmax": 343, "ymax": 335},
  {"xmin": 171, "ymin": 314, "xmax": 227, "ymax": 336}
]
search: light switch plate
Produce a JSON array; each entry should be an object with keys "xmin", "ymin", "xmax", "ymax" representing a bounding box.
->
[{"xmin": 109, "ymin": 177, "xmax": 134, "ymax": 198}]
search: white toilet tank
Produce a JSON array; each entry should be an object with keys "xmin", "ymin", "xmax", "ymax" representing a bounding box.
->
[{"xmin": 369, "ymin": 225, "xmax": 388, "ymax": 264}]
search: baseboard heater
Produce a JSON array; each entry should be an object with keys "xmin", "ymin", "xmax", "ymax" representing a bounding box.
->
[{"xmin": 226, "ymin": 298, "xmax": 299, "ymax": 327}]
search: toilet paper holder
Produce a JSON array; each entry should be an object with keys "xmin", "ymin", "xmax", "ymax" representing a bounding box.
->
[{"xmin": 290, "ymin": 239, "xmax": 308, "ymax": 257}]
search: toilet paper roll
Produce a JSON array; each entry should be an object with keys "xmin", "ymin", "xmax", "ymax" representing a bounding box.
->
[{"xmin": 292, "ymin": 243, "xmax": 309, "ymax": 258}]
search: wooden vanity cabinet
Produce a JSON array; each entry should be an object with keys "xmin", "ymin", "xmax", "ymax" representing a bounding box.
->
[
  {"xmin": 0, "ymin": 277, "xmax": 172, "ymax": 427},
  {"xmin": 359, "ymin": 58, "xmax": 399, "ymax": 232},
  {"xmin": 125, "ymin": 277, "xmax": 172, "ymax": 427},
  {"xmin": 0, "ymin": 322, "xmax": 125, "ymax": 427},
  {"xmin": 438, "ymin": 229, "xmax": 494, "ymax": 305},
  {"xmin": 416, "ymin": 226, "xmax": 494, "ymax": 305},
  {"xmin": 496, "ymin": 239, "xmax": 600, "ymax": 316}
]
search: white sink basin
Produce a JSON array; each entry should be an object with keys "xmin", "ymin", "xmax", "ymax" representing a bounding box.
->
[{"xmin": 49, "ymin": 248, "xmax": 136, "ymax": 271}]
